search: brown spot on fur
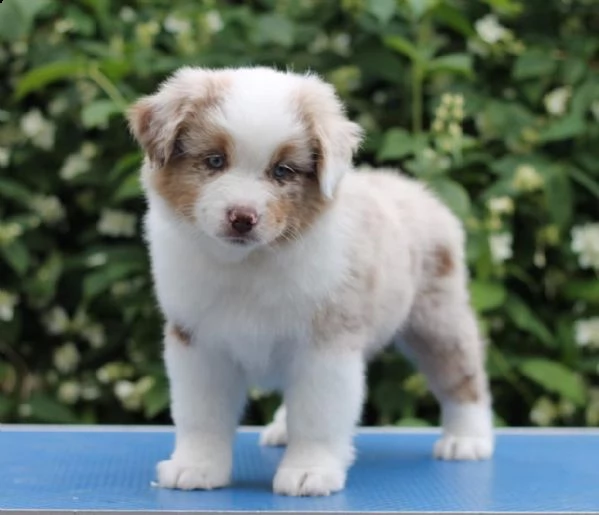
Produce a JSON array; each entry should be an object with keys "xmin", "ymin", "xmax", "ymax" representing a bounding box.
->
[
  {"xmin": 402, "ymin": 318, "xmax": 487, "ymax": 405},
  {"xmin": 435, "ymin": 245, "xmax": 454, "ymax": 277},
  {"xmin": 170, "ymin": 323, "xmax": 191, "ymax": 345},
  {"xmin": 153, "ymin": 125, "xmax": 233, "ymax": 222},
  {"xmin": 265, "ymin": 140, "xmax": 328, "ymax": 245},
  {"xmin": 447, "ymin": 372, "xmax": 479, "ymax": 403}
]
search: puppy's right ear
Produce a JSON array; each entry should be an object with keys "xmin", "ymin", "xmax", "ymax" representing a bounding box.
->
[{"xmin": 127, "ymin": 94, "xmax": 188, "ymax": 167}]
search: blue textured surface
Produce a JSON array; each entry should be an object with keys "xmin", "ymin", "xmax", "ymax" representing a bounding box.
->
[{"xmin": 0, "ymin": 429, "xmax": 598, "ymax": 513}]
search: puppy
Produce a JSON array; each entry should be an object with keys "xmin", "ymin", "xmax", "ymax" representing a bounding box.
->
[{"xmin": 127, "ymin": 66, "xmax": 494, "ymax": 497}]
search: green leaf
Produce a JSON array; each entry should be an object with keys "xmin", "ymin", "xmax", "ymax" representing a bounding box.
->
[
  {"xmin": 144, "ymin": 378, "xmax": 170, "ymax": 418},
  {"xmin": 383, "ymin": 35, "xmax": 421, "ymax": 62},
  {"xmin": 513, "ymin": 49, "xmax": 557, "ymax": 80},
  {"xmin": 429, "ymin": 178, "xmax": 471, "ymax": 219},
  {"xmin": 406, "ymin": 0, "xmax": 438, "ymax": 20},
  {"xmin": 83, "ymin": 263, "xmax": 145, "ymax": 299},
  {"xmin": 16, "ymin": 61, "xmax": 86, "ymax": 99},
  {"xmin": 0, "ymin": 178, "xmax": 33, "ymax": 205},
  {"xmin": 81, "ymin": 99, "xmax": 122, "ymax": 129},
  {"xmin": 366, "ymin": 0, "xmax": 396, "ymax": 23},
  {"xmin": 251, "ymin": 14, "xmax": 294, "ymax": 47},
  {"xmin": 505, "ymin": 295, "xmax": 555, "ymax": 347},
  {"xmin": 427, "ymin": 53, "xmax": 473, "ymax": 78},
  {"xmin": 430, "ymin": 3, "xmax": 475, "ymax": 37},
  {"xmin": 539, "ymin": 114, "xmax": 586, "ymax": 143},
  {"xmin": 377, "ymin": 128, "xmax": 414, "ymax": 161},
  {"xmin": 563, "ymin": 281, "xmax": 599, "ymax": 304},
  {"xmin": 0, "ymin": 240, "xmax": 30, "ymax": 276},
  {"xmin": 545, "ymin": 167, "xmax": 573, "ymax": 228},
  {"xmin": 112, "ymin": 173, "xmax": 142, "ymax": 202},
  {"xmin": 569, "ymin": 167, "xmax": 599, "ymax": 200},
  {"xmin": 469, "ymin": 281, "xmax": 507, "ymax": 313},
  {"xmin": 0, "ymin": 0, "xmax": 48, "ymax": 41},
  {"xmin": 519, "ymin": 359, "xmax": 586, "ymax": 406},
  {"xmin": 28, "ymin": 394, "xmax": 79, "ymax": 423}
]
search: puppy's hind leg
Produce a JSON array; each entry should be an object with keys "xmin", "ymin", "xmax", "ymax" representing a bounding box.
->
[
  {"xmin": 401, "ymin": 282, "xmax": 494, "ymax": 461},
  {"xmin": 260, "ymin": 404, "xmax": 288, "ymax": 447}
]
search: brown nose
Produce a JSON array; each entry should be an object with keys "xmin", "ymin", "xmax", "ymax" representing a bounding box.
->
[{"xmin": 228, "ymin": 207, "xmax": 258, "ymax": 234}]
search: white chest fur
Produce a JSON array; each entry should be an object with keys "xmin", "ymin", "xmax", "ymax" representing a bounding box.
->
[{"xmin": 145, "ymin": 206, "xmax": 348, "ymax": 385}]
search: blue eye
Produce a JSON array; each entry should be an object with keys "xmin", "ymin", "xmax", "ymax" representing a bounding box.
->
[
  {"xmin": 273, "ymin": 164, "xmax": 294, "ymax": 180},
  {"xmin": 206, "ymin": 154, "xmax": 225, "ymax": 169}
]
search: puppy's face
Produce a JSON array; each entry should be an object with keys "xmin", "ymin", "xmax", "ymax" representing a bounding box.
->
[{"xmin": 128, "ymin": 67, "xmax": 362, "ymax": 251}]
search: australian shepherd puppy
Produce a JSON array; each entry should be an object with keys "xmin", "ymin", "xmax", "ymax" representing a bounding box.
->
[{"xmin": 127, "ymin": 66, "xmax": 494, "ymax": 497}]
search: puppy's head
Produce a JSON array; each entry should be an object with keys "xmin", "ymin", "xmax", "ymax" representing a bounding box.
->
[{"xmin": 127, "ymin": 67, "xmax": 362, "ymax": 250}]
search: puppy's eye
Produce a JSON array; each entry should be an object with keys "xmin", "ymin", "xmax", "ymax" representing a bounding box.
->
[
  {"xmin": 272, "ymin": 164, "xmax": 294, "ymax": 180},
  {"xmin": 205, "ymin": 154, "xmax": 226, "ymax": 170}
]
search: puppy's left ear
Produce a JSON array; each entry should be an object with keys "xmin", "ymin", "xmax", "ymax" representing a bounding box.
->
[{"xmin": 298, "ymin": 76, "xmax": 364, "ymax": 199}]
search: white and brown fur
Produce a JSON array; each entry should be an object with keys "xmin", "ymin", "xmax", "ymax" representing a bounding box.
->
[{"xmin": 127, "ymin": 66, "xmax": 494, "ymax": 497}]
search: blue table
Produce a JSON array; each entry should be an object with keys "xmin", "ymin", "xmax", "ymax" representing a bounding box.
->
[{"xmin": 0, "ymin": 427, "xmax": 597, "ymax": 514}]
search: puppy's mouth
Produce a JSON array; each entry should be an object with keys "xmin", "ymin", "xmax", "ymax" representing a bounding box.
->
[{"xmin": 222, "ymin": 235, "xmax": 258, "ymax": 247}]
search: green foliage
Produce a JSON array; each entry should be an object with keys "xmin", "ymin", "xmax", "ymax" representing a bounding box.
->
[{"xmin": 0, "ymin": 0, "xmax": 598, "ymax": 428}]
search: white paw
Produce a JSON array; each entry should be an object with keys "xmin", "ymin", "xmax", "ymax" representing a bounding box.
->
[
  {"xmin": 156, "ymin": 459, "xmax": 231, "ymax": 490},
  {"xmin": 260, "ymin": 421, "xmax": 288, "ymax": 447},
  {"xmin": 273, "ymin": 466, "xmax": 346, "ymax": 496},
  {"xmin": 434, "ymin": 435, "xmax": 494, "ymax": 461}
]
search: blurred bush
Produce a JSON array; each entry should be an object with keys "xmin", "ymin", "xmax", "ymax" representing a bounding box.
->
[{"xmin": 0, "ymin": 0, "xmax": 598, "ymax": 427}]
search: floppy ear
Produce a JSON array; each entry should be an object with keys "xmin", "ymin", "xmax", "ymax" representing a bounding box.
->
[
  {"xmin": 127, "ymin": 67, "xmax": 228, "ymax": 167},
  {"xmin": 127, "ymin": 93, "xmax": 189, "ymax": 167},
  {"xmin": 297, "ymin": 76, "xmax": 363, "ymax": 199}
]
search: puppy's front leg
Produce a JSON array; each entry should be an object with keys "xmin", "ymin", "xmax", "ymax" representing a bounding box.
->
[
  {"xmin": 274, "ymin": 343, "xmax": 365, "ymax": 496},
  {"xmin": 156, "ymin": 323, "xmax": 246, "ymax": 490}
]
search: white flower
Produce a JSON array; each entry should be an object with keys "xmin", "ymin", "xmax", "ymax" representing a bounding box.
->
[
  {"xmin": 135, "ymin": 21, "xmax": 161, "ymax": 47},
  {"xmin": 82, "ymin": 324, "xmax": 106, "ymax": 349},
  {"xmin": 574, "ymin": 318, "xmax": 599, "ymax": 348},
  {"xmin": 53, "ymin": 343, "xmax": 80, "ymax": 373},
  {"xmin": 58, "ymin": 381, "xmax": 80, "ymax": 404},
  {"xmin": 330, "ymin": 33, "xmax": 351, "ymax": 56},
  {"xmin": 18, "ymin": 403, "xmax": 32, "ymax": 418},
  {"xmin": 54, "ymin": 19, "xmax": 74, "ymax": 34},
  {"xmin": 164, "ymin": 14, "xmax": 191, "ymax": 34},
  {"xmin": 48, "ymin": 97, "xmax": 69, "ymax": 116},
  {"xmin": 204, "ymin": 11, "xmax": 224, "ymax": 33},
  {"xmin": 119, "ymin": 6, "xmax": 136, "ymax": 23},
  {"xmin": 489, "ymin": 232, "xmax": 513, "ymax": 264},
  {"xmin": 0, "ymin": 147, "xmax": 10, "ymax": 167},
  {"xmin": 86, "ymin": 253, "xmax": 107, "ymax": 267},
  {"xmin": 530, "ymin": 397, "xmax": 557, "ymax": 426},
  {"xmin": 544, "ymin": 86, "xmax": 571, "ymax": 116},
  {"xmin": 30, "ymin": 195, "xmax": 65, "ymax": 224},
  {"xmin": 448, "ymin": 122, "xmax": 462, "ymax": 137},
  {"xmin": 20, "ymin": 110, "xmax": 56, "ymax": 150},
  {"xmin": 81, "ymin": 384, "xmax": 101, "ymax": 401},
  {"xmin": 44, "ymin": 307, "xmax": 70, "ymax": 335},
  {"xmin": 29, "ymin": 195, "xmax": 65, "ymax": 225},
  {"xmin": 308, "ymin": 33, "xmax": 329, "ymax": 54},
  {"xmin": 60, "ymin": 153, "xmax": 91, "ymax": 180},
  {"xmin": 114, "ymin": 380, "xmax": 135, "ymax": 400},
  {"xmin": 513, "ymin": 164, "xmax": 544, "ymax": 192},
  {"xmin": 97, "ymin": 209, "xmax": 137, "ymax": 237},
  {"xmin": 97, "ymin": 362, "xmax": 134, "ymax": 384},
  {"xmin": 487, "ymin": 196, "xmax": 515, "ymax": 216},
  {"xmin": 0, "ymin": 222, "xmax": 23, "ymax": 246},
  {"xmin": 475, "ymin": 14, "xmax": 508, "ymax": 45},
  {"xmin": 571, "ymin": 223, "xmax": 599, "ymax": 271},
  {"xmin": 0, "ymin": 290, "xmax": 18, "ymax": 322}
]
